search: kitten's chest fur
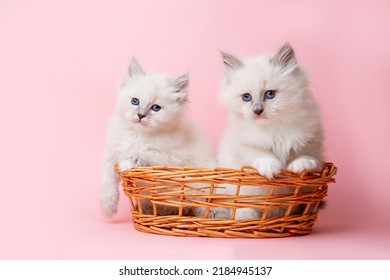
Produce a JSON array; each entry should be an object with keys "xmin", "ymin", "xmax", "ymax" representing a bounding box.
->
[
  {"xmin": 237, "ymin": 122, "xmax": 311, "ymax": 163},
  {"xmin": 118, "ymin": 129, "xmax": 182, "ymax": 154}
]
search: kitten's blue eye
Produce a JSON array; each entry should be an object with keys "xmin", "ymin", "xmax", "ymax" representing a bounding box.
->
[
  {"xmin": 242, "ymin": 93, "xmax": 252, "ymax": 102},
  {"xmin": 131, "ymin": 98, "xmax": 140, "ymax": 106},
  {"xmin": 151, "ymin": 104, "xmax": 161, "ymax": 112},
  {"xmin": 265, "ymin": 90, "xmax": 276, "ymax": 99}
]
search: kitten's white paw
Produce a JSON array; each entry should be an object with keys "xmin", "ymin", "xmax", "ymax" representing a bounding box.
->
[
  {"xmin": 100, "ymin": 189, "xmax": 119, "ymax": 216},
  {"xmin": 253, "ymin": 156, "xmax": 282, "ymax": 179},
  {"xmin": 133, "ymin": 156, "xmax": 148, "ymax": 167},
  {"xmin": 287, "ymin": 156, "xmax": 322, "ymax": 174},
  {"xmin": 234, "ymin": 208, "xmax": 260, "ymax": 220},
  {"xmin": 208, "ymin": 207, "xmax": 230, "ymax": 218},
  {"xmin": 118, "ymin": 160, "xmax": 133, "ymax": 172}
]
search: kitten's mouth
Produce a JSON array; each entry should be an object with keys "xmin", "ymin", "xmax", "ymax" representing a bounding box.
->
[
  {"xmin": 133, "ymin": 119, "xmax": 147, "ymax": 126},
  {"xmin": 252, "ymin": 113, "xmax": 271, "ymax": 122}
]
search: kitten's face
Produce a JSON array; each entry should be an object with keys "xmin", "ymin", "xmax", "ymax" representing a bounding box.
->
[
  {"xmin": 221, "ymin": 43, "xmax": 309, "ymax": 125},
  {"xmin": 117, "ymin": 58, "xmax": 188, "ymax": 132}
]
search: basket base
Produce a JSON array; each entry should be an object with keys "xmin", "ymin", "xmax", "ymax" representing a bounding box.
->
[{"xmin": 130, "ymin": 213, "xmax": 318, "ymax": 238}]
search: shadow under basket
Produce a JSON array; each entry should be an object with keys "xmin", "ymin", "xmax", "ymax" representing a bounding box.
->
[{"xmin": 118, "ymin": 162, "xmax": 337, "ymax": 238}]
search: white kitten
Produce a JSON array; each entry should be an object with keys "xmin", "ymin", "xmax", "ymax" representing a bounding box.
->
[
  {"xmin": 100, "ymin": 58, "xmax": 215, "ymax": 216},
  {"xmin": 215, "ymin": 43, "xmax": 324, "ymax": 219}
]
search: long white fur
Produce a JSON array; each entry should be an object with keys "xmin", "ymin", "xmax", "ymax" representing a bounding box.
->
[
  {"xmin": 216, "ymin": 43, "xmax": 324, "ymax": 219},
  {"xmin": 100, "ymin": 58, "xmax": 215, "ymax": 216}
]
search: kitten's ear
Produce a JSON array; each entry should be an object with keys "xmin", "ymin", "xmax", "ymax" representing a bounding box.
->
[
  {"xmin": 271, "ymin": 42, "xmax": 298, "ymax": 74},
  {"xmin": 221, "ymin": 51, "xmax": 244, "ymax": 72},
  {"xmin": 171, "ymin": 74, "xmax": 189, "ymax": 103},
  {"xmin": 126, "ymin": 57, "xmax": 145, "ymax": 79}
]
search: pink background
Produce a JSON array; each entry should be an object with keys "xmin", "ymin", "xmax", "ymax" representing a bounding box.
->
[{"xmin": 1, "ymin": 0, "xmax": 389, "ymax": 259}]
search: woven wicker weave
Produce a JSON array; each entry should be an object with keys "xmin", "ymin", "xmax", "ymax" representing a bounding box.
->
[{"xmin": 119, "ymin": 162, "xmax": 337, "ymax": 238}]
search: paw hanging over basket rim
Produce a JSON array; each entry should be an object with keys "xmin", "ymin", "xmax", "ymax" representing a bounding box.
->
[{"xmin": 117, "ymin": 162, "xmax": 337, "ymax": 238}]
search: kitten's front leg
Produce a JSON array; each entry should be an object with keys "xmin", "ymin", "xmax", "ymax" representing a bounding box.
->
[
  {"xmin": 100, "ymin": 161, "xmax": 120, "ymax": 216},
  {"xmin": 287, "ymin": 155, "xmax": 323, "ymax": 174},
  {"xmin": 252, "ymin": 154, "xmax": 283, "ymax": 179}
]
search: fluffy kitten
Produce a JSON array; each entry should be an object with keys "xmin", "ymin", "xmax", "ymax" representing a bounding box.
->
[
  {"xmin": 100, "ymin": 58, "xmax": 215, "ymax": 216},
  {"xmin": 216, "ymin": 43, "xmax": 324, "ymax": 219}
]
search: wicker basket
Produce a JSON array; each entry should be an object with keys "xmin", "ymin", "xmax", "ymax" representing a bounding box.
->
[{"xmin": 118, "ymin": 162, "xmax": 337, "ymax": 238}]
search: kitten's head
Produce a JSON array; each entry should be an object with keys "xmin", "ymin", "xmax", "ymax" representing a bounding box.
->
[
  {"xmin": 116, "ymin": 58, "xmax": 189, "ymax": 132},
  {"xmin": 220, "ymin": 43, "xmax": 311, "ymax": 125}
]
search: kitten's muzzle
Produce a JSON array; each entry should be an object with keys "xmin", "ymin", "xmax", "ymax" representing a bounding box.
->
[
  {"xmin": 252, "ymin": 103, "xmax": 263, "ymax": 116},
  {"xmin": 137, "ymin": 113, "xmax": 146, "ymax": 120},
  {"xmin": 253, "ymin": 108, "xmax": 263, "ymax": 115}
]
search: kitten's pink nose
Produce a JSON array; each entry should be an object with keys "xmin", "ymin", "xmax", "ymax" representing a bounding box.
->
[
  {"xmin": 253, "ymin": 108, "xmax": 263, "ymax": 115},
  {"xmin": 137, "ymin": 113, "xmax": 146, "ymax": 120}
]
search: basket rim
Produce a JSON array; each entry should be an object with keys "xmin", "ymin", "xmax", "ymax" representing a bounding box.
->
[{"xmin": 117, "ymin": 162, "xmax": 337, "ymax": 185}]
